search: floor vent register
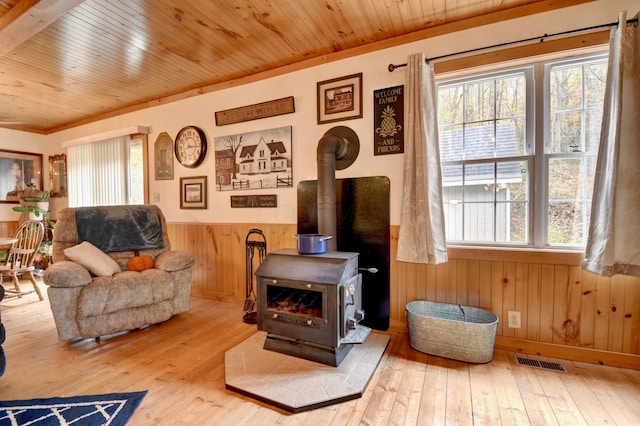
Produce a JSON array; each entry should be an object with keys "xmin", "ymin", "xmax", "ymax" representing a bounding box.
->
[{"xmin": 515, "ymin": 356, "xmax": 568, "ymax": 373}]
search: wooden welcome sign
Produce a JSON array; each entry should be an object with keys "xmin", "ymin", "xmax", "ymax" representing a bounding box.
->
[{"xmin": 215, "ymin": 97, "xmax": 295, "ymax": 126}]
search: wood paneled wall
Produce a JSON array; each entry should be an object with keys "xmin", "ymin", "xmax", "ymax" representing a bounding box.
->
[
  {"xmin": 9, "ymin": 218, "xmax": 633, "ymax": 367},
  {"xmin": 0, "ymin": 221, "xmax": 19, "ymax": 237},
  {"xmin": 166, "ymin": 223, "xmax": 298, "ymax": 301},
  {"xmin": 166, "ymin": 222, "xmax": 640, "ymax": 368}
]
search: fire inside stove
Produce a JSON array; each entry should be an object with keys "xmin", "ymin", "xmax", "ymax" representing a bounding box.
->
[
  {"xmin": 267, "ymin": 285, "xmax": 323, "ymax": 319},
  {"xmin": 255, "ymin": 248, "xmax": 370, "ymax": 367}
]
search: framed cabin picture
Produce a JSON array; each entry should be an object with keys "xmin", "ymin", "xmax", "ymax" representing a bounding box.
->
[{"xmin": 317, "ymin": 73, "xmax": 363, "ymax": 124}]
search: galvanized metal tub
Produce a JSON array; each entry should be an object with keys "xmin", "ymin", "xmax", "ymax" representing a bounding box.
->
[{"xmin": 406, "ymin": 300, "xmax": 498, "ymax": 363}]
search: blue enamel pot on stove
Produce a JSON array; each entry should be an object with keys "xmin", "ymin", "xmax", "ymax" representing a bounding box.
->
[{"xmin": 295, "ymin": 234, "xmax": 333, "ymax": 254}]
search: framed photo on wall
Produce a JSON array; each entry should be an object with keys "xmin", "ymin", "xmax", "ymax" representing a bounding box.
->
[
  {"xmin": 317, "ymin": 73, "xmax": 363, "ymax": 124},
  {"xmin": 180, "ymin": 176, "xmax": 207, "ymax": 209},
  {"xmin": 0, "ymin": 149, "xmax": 43, "ymax": 203}
]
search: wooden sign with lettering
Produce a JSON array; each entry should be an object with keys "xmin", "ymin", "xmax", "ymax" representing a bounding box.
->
[
  {"xmin": 215, "ymin": 97, "xmax": 295, "ymax": 126},
  {"xmin": 231, "ymin": 194, "xmax": 278, "ymax": 208}
]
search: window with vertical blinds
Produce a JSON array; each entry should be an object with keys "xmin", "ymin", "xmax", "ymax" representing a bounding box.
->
[{"xmin": 67, "ymin": 136, "xmax": 129, "ymax": 207}]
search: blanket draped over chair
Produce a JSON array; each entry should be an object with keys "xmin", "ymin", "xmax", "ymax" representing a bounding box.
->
[{"xmin": 74, "ymin": 205, "xmax": 164, "ymax": 253}]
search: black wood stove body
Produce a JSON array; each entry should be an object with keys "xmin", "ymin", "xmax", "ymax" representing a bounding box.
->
[{"xmin": 255, "ymin": 248, "xmax": 370, "ymax": 366}]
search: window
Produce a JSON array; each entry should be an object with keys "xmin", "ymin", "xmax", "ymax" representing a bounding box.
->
[
  {"xmin": 437, "ymin": 53, "xmax": 607, "ymax": 248},
  {"xmin": 67, "ymin": 135, "xmax": 147, "ymax": 207},
  {"xmin": 545, "ymin": 57, "xmax": 607, "ymax": 246},
  {"xmin": 128, "ymin": 137, "xmax": 144, "ymax": 205}
]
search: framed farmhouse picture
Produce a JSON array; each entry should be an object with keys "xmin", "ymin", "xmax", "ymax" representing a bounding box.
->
[
  {"xmin": 317, "ymin": 73, "xmax": 363, "ymax": 124},
  {"xmin": 213, "ymin": 126, "xmax": 292, "ymax": 191}
]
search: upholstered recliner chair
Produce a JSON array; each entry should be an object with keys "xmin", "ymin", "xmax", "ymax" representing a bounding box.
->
[{"xmin": 44, "ymin": 205, "xmax": 194, "ymax": 341}]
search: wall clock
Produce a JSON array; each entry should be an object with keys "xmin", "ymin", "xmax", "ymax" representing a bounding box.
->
[{"xmin": 175, "ymin": 125, "xmax": 207, "ymax": 168}]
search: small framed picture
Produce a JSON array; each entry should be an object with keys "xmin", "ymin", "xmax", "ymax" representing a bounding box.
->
[
  {"xmin": 180, "ymin": 176, "xmax": 207, "ymax": 209},
  {"xmin": 317, "ymin": 73, "xmax": 363, "ymax": 124}
]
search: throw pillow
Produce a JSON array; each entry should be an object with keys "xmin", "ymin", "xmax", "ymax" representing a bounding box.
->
[{"xmin": 64, "ymin": 241, "xmax": 121, "ymax": 276}]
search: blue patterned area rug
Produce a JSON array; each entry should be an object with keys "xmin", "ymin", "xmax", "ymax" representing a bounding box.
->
[{"xmin": 0, "ymin": 390, "xmax": 147, "ymax": 426}]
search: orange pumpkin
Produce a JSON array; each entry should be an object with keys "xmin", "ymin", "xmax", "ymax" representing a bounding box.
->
[{"xmin": 128, "ymin": 249, "xmax": 154, "ymax": 272}]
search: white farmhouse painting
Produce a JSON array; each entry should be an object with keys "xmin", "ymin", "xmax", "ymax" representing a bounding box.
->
[{"xmin": 214, "ymin": 126, "xmax": 292, "ymax": 191}]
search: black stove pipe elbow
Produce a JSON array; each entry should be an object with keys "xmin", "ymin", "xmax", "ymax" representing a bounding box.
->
[{"xmin": 316, "ymin": 126, "xmax": 359, "ymax": 251}]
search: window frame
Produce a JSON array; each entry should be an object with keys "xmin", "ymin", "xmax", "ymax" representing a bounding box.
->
[
  {"xmin": 539, "ymin": 53, "xmax": 608, "ymax": 248},
  {"xmin": 436, "ymin": 52, "xmax": 608, "ymax": 250},
  {"xmin": 438, "ymin": 67, "xmax": 535, "ymax": 247}
]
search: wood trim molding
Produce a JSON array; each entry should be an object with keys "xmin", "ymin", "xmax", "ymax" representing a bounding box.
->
[
  {"xmin": 495, "ymin": 336, "xmax": 640, "ymax": 371},
  {"xmin": 60, "ymin": 125, "xmax": 151, "ymax": 147},
  {"xmin": 434, "ymin": 30, "xmax": 609, "ymax": 75},
  {"xmin": 447, "ymin": 246, "xmax": 585, "ymax": 265}
]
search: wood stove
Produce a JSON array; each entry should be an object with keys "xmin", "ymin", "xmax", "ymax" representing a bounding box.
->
[{"xmin": 255, "ymin": 248, "xmax": 370, "ymax": 366}]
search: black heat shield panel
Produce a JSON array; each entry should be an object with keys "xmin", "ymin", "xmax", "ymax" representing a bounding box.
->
[{"xmin": 297, "ymin": 176, "xmax": 390, "ymax": 331}]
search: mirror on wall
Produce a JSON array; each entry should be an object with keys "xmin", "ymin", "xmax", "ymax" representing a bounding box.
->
[{"xmin": 49, "ymin": 154, "xmax": 67, "ymax": 197}]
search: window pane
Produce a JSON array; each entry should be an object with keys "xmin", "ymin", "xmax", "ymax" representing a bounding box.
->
[
  {"xmin": 442, "ymin": 165, "xmax": 463, "ymax": 241},
  {"xmin": 496, "ymin": 75, "xmax": 526, "ymax": 118},
  {"xmin": 129, "ymin": 139, "xmax": 144, "ymax": 204},
  {"xmin": 503, "ymin": 201, "xmax": 528, "ymax": 243},
  {"xmin": 464, "ymin": 79, "xmax": 495, "ymax": 122},
  {"xmin": 548, "ymin": 58, "xmax": 607, "ymax": 154},
  {"xmin": 441, "ymin": 161, "xmax": 529, "ymax": 244},
  {"xmin": 586, "ymin": 107, "xmax": 603, "ymax": 152},
  {"xmin": 439, "ymin": 124, "xmax": 464, "ymax": 161},
  {"xmin": 439, "ymin": 73, "xmax": 527, "ymax": 161},
  {"xmin": 498, "ymin": 161, "xmax": 527, "ymax": 201},
  {"xmin": 438, "ymin": 85, "xmax": 463, "ymax": 125},
  {"xmin": 548, "ymin": 157, "xmax": 595, "ymax": 246},
  {"xmin": 584, "ymin": 62, "xmax": 607, "ymax": 108},
  {"xmin": 498, "ymin": 161, "xmax": 529, "ymax": 244},
  {"xmin": 464, "ymin": 201, "xmax": 495, "ymax": 242},
  {"xmin": 549, "ymin": 158, "xmax": 587, "ymax": 199},
  {"xmin": 497, "ymin": 118, "xmax": 526, "ymax": 156},
  {"xmin": 550, "ymin": 111, "xmax": 582, "ymax": 152},
  {"xmin": 548, "ymin": 201, "xmax": 588, "ymax": 245},
  {"xmin": 549, "ymin": 65, "xmax": 582, "ymax": 111},
  {"xmin": 464, "ymin": 122, "xmax": 495, "ymax": 160}
]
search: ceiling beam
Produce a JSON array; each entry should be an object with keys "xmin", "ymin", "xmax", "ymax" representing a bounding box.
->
[{"xmin": 0, "ymin": 0, "xmax": 84, "ymax": 57}]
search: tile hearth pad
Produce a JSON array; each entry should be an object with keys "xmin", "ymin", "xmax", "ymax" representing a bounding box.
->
[{"xmin": 224, "ymin": 331, "xmax": 390, "ymax": 413}]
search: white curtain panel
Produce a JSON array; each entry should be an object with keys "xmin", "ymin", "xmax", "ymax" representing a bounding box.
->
[
  {"xmin": 396, "ymin": 53, "xmax": 448, "ymax": 265},
  {"xmin": 583, "ymin": 11, "xmax": 640, "ymax": 277}
]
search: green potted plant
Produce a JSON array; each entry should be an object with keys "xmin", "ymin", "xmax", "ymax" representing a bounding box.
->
[{"xmin": 12, "ymin": 190, "xmax": 49, "ymax": 221}]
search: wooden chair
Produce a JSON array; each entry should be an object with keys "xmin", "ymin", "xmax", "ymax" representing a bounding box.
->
[{"xmin": 0, "ymin": 220, "xmax": 45, "ymax": 301}]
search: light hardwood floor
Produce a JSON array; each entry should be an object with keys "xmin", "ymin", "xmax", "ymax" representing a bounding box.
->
[{"xmin": 1, "ymin": 288, "xmax": 639, "ymax": 425}]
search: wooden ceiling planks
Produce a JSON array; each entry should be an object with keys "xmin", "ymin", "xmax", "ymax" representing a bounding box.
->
[{"xmin": 0, "ymin": 0, "xmax": 596, "ymax": 133}]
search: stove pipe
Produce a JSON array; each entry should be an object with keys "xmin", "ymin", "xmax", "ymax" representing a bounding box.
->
[{"xmin": 316, "ymin": 126, "xmax": 359, "ymax": 251}]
